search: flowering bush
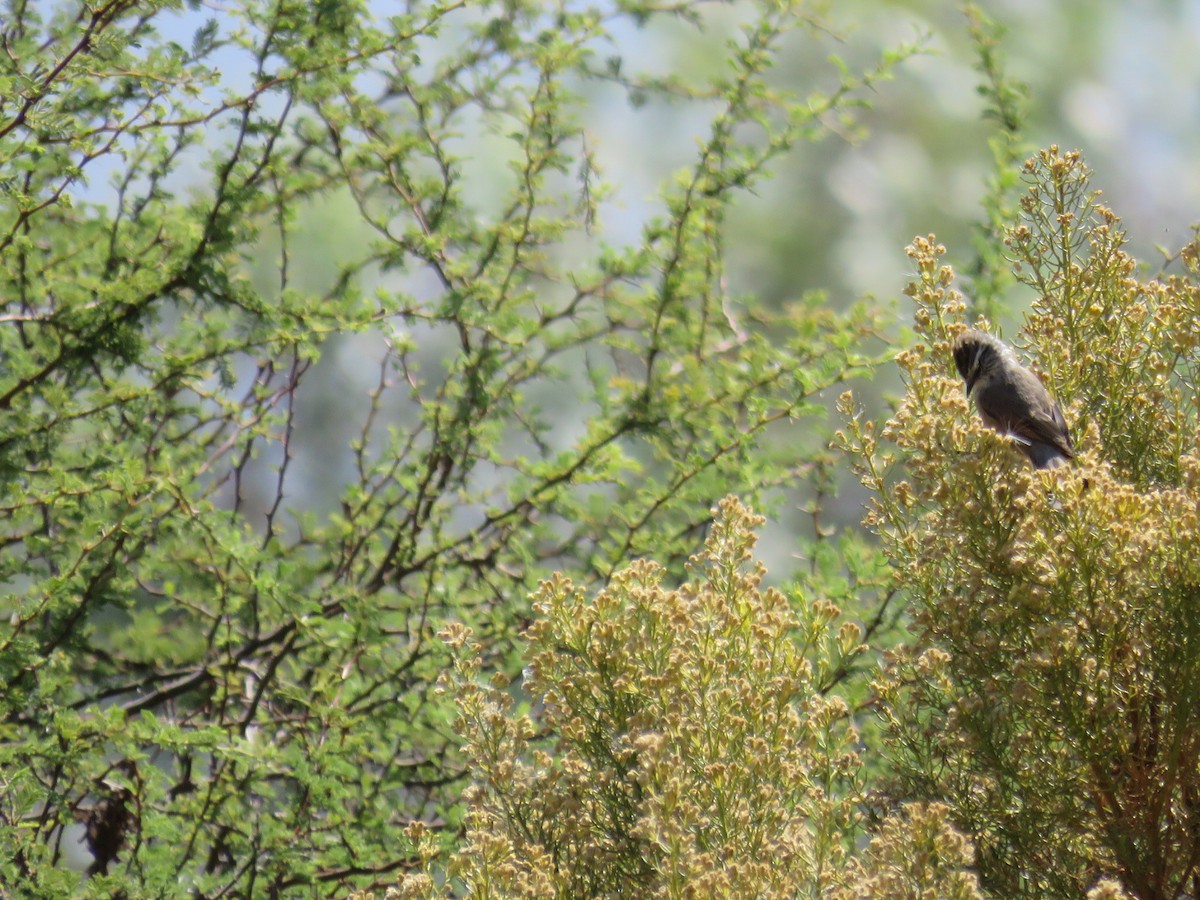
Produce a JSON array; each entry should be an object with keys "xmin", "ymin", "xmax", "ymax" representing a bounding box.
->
[
  {"xmin": 398, "ymin": 497, "xmax": 980, "ymax": 898},
  {"xmin": 839, "ymin": 148, "xmax": 1200, "ymax": 898}
]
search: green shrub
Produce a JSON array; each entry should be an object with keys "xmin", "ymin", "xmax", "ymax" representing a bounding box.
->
[{"xmin": 0, "ymin": 1, "xmax": 905, "ymax": 893}]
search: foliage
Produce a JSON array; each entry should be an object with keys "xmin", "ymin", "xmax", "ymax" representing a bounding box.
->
[
  {"xmin": 16, "ymin": 0, "xmax": 1186, "ymax": 895},
  {"xmin": 397, "ymin": 496, "xmax": 980, "ymax": 898},
  {"xmin": 961, "ymin": 3, "xmax": 1029, "ymax": 322},
  {"xmin": 0, "ymin": 0, "xmax": 908, "ymax": 893},
  {"xmin": 833, "ymin": 801, "xmax": 983, "ymax": 900},
  {"xmin": 839, "ymin": 148, "xmax": 1200, "ymax": 898}
]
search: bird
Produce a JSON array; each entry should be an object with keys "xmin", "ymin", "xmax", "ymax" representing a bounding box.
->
[{"xmin": 951, "ymin": 329, "xmax": 1074, "ymax": 469}]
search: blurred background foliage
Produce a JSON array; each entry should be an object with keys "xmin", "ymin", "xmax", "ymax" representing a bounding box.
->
[{"xmin": 244, "ymin": 0, "xmax": 1200, "ymax": 560}]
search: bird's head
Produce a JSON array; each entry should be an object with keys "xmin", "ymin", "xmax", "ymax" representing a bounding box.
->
[{"xmin": 952, "ymin": 330, "xmax": 1007, "ymax": 395}]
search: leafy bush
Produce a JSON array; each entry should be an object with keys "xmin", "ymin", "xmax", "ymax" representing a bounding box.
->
[{"xmin": 0, "ymin": 1, "xmax": 903, "ymax": 893}]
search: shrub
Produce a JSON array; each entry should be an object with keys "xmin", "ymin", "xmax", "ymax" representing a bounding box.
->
[
  {"xmin": 400, "ymin": 496, "xmax": 981, "ymax": 898},
  {"xmin": 839, "ymin": 148, "xmax": 1200, "ymax": 898}
]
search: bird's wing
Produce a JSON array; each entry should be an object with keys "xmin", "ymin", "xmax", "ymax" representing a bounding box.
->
[
  {"xmin": 1009, "ymin": 397, "xmax": 1074, "ymax": 458},
  {"xmin": 975, "ymin": 370, "xmax": 1075, "ymax": 458}
]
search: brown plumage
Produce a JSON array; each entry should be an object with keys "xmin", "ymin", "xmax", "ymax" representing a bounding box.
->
[{"xmin": 952, "ymin": 330, "xmax": 1074, "ymax": 469}]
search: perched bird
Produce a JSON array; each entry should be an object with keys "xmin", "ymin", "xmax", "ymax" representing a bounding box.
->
[{"xmin": 952, "ymin": 329, "xmax": 1074, "ymax": 469}]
